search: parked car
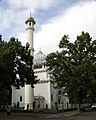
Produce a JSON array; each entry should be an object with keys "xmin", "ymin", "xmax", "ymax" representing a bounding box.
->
[{"xmin": 92, "ymin": 103, "xmax": 96, "ymax": 109}]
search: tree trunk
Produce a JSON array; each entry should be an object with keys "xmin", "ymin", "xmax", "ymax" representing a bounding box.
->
[{"xmin": 8, "ymin": 86, "xmax": 12, "ymax": 105}]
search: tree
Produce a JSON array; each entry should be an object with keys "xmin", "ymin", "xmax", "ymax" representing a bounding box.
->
[
  {"xmin": 0, "ymin": 36, "xmax": 38, "ymax": 105},
  {"xmin": 46, "ymin": 32, "xmax": 96, "ymax": 110}
]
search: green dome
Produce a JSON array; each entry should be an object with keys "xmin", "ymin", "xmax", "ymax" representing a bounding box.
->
[
  {"xmin": 25, "ymin": 17, "xmax": 36, "ymax": 24},
  {"xmin": 34, "ymin": 50, "xmax": 46, "ymax": 66}
]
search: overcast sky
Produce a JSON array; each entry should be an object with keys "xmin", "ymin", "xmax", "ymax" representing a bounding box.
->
[{"xmin": 0, "ymin": 0, "xmax": 96, "ymax": 54}]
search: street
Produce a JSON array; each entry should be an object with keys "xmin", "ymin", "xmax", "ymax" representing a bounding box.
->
[
  {"xmin": 37, "ymin": 111, "xmax": 96, "ymax": 120},
  {"xmin": 71, "ymin": 111, "xmax": 96, "ymax": 120},
  {"xmin": 0, "ymin": 111, "xmax": 96, "ymax": 120}
]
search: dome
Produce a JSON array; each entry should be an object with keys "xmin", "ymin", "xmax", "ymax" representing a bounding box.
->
[
  {"xmin": 25, "ymin": 17, "xmax": 36, "ymax": 25},
  {"xmin": 34, "ymin": 49, "xmax": 46, "ymax": 67}
]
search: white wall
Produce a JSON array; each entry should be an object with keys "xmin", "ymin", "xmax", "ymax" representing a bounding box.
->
[
  {"xmin": 34, "ymin": 66, "xmax": 59, "ymax": 109},
  {"xmin": 12, "ymin": 86, "xmax": 25, "ymax": 107},
  {"xmin": 34, "ymin": 81, "xmax": 50, "ymax": 109},
  {"xmin": 34, "ymin": 67, "xmax": 48, "ymax": 80}
]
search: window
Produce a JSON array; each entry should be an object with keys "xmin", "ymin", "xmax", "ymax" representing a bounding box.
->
[
  {"xmin": 20, "ymin": 96, "xmax": 22, "ymax": 102},
  {"xmin": 51, "ymin": 95, "xmax": 53, "ymax": 101},
  {"xmin": 29, "ymin": 22, "xmax": 31, "ymax": 26}
]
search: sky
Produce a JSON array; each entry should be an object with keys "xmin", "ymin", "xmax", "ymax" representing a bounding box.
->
[{"xmin": 0, "ymin": 0, "xmax": 96, "ymax": 55}]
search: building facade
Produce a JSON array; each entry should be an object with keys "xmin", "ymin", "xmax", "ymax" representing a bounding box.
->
[{"xmin": 12, "ymin": 16, "xmax": 69, "ymax": 110}]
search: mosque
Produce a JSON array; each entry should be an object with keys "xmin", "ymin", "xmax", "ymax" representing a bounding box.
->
[{"xmin": 12, "ymin": 16, "xmax": 69, "ymax": 111}]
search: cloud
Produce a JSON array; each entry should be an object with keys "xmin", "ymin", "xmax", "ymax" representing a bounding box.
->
[
  {"xmin": 0, "ymin": 9, "xmax": 14, "ymax": 32},
  {"xmin": 7, "ymin": 0, "xmax": 59, "ymax": 11},
  {"xmin": 1, "ymin": 0, "xmax": 96, "ymax": 56},
  {"xmin": 34, "ymin": 1, "xmax": 96, "ymax": 54},
  {"xmin": 0, "ymin": 0, "xmax": 60, "ymax": 40},
  {"xmin": 17, "ymin": 32, "xmax": 26, "ymax": 46}
]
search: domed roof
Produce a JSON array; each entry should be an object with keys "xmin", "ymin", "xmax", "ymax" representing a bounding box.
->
[
  {"xmin": 25, "ymin": 17, "xmax": 36, "ymax": 25},
  {"xmin": 34, "ymin": 49, "xmax": 46, "ymax": 66}
]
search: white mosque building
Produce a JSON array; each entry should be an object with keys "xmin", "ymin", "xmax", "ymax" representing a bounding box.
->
[{"xmin": 12, "ymin": 16, "xmax": 69, "ymax": 111}]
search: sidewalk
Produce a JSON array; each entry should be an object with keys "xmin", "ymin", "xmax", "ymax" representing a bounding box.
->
[
  {"xmin": 35, "ymin": 110, "xmax": 81, "ymax": 119},
  {"xmin": 63, "ymin": 110, "xmax": 81, "ymax": 117},
  {"xmin": 0, "ymin": 110, "xmax": 81, "ymax": 119},
  {"xmin": 33, "ymin": 110, "xmax": 81, "ymax": 119}
]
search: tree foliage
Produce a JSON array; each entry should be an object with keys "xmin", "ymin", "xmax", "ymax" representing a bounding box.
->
[
  {"xmin": 0, "ymin": 35, "xmax": 38, "ymax": 91},
  {"xmin": 46, "ymin": 32, "xmax": 96, "ymax": 106}
]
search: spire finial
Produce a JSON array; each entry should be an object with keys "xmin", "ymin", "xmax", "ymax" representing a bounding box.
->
[
  {"xmin": 38, "ymin": 48, "xmax": 43, "ymax": 54},
  {"xmin": 30, "ymin": 12, "xmax": 32, "ymax": 18}
]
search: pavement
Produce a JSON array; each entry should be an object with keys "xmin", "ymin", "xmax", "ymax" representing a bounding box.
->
[
  {"xmin": 63, "ymin": 110, "xmax": 81, "ymax": 117},
  {"xmin": 38, "ymin": 110, "xmax": 81, "ymax": 119},
  {"xmin": 0, "ymin": 110, "xmax": 81, "ymax": 119}
]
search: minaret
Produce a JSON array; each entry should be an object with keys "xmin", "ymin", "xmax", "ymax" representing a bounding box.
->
[
  {"xmin": 25, "ymin": 14, "xmax": 36, "ymax": 55},
  {"xmin": 24, "ymin": 15, "xmax": 36, "ymax": 110}
]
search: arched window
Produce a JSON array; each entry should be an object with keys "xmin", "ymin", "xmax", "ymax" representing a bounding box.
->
[
  {"xmin": 29, "ymin": 22, "xmax": 31, "ymax": 26},
  {"xmin": 20, "ymin": 96, "xmax": 22, "ymax": 102}
]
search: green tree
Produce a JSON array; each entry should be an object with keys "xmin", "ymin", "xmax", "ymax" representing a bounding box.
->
[
  {"xmin": 46, "ymin": 32, "xmax": 96, "ymax": 110},
  {"xmin": 0, "ymin": 36, "xmax": 38, "ymax": 105}
]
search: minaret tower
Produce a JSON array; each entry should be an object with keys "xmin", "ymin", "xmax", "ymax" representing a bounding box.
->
[
  {"xmin": 25, "ymin": 15, "xmax": 36, "ymax": 110},
  {"xmin": 25, "ymin": 13, "xmax": 36, "ymax": 56}
]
